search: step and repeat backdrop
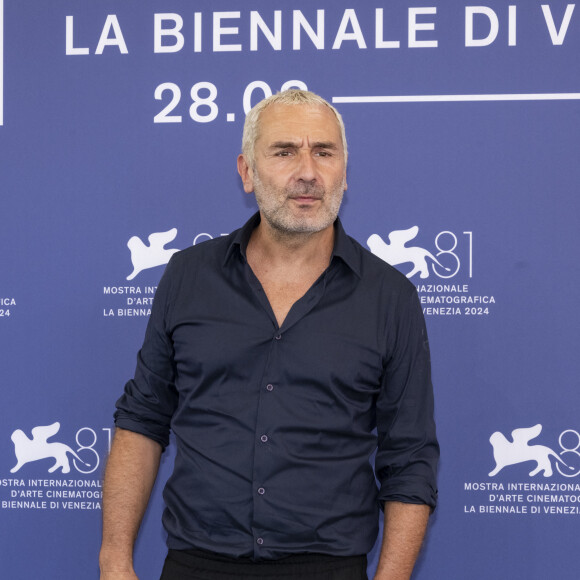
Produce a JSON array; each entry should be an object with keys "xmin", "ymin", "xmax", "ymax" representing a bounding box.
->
[{"xmin": 1, "ymin": 1, "xmax": 580, "ymax": 578}]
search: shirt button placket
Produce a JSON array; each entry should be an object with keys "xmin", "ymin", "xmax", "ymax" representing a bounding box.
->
[{"xmin": 253, "ymin": 332, "xmax": 282, "ymax": 555}]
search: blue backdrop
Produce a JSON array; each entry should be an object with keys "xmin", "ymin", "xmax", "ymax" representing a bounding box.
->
[{"xmin": 1, "ymin": 2, "xmax": 580, "ymax": 578}]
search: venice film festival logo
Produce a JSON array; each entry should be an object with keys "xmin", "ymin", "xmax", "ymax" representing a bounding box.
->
[
  {"xmin": 366, "ymin": 226, "xmax": 494, "ymax": 317},
  {"xmin": 488, "ymin": 425, "xmax": 578, "ymax": 478},
  {"xmin": 8, "ymin": 422, "xmax": 112, "ymax": 475},
  {"xmin": 3, "ymin": 423, "xmax": 109, "ymax": 511},
  {"xmin": 463, "ymin": 424, "xmax": 580, "ymax": 516},
  {"xmin": 366, "ymin": 226, "xmax": 470, "ymax": 281},
  {"xmin": 367, "ymin": 226, "xmax": 453, "ymax": 280}
]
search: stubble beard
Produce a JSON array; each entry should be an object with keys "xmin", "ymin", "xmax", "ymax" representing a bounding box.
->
[{"xmin": 252, "ymin": 172, "xmax": 345, "ymax": 236}]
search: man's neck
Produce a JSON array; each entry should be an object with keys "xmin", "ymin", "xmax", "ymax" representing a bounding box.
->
[
  {"xmin": 247, "ymin": 218, "xmax": 335, "ymax": 270},
  {"xmin": 245, "ymin": 217, "xmax": 336, "ymax": 328}
]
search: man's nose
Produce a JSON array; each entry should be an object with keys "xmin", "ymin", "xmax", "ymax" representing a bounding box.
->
[{"xmin": 295, "ymin": 151, "xmax": 317, "ymax": 181}]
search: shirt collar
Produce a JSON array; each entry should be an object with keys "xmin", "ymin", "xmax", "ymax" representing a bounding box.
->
[
  {"xmin": 332, "ymin": 216, "xmax": 362, "ymax": 278},
  {"xmin": 224, "ymin": 212, "xmax": 261, "ymax": 265},
  {"xmin": 224, "ymin": 211, "xmax": 362, "ymax": 279}
]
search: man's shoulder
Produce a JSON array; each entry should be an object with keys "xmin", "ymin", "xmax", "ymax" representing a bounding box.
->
[
  {"xmin": 346, "ymin": 233, "xmax": 417, "ymax": 295},
  {"xmin": 170, "ymin": 232, "xmax": 234, "ymax": 267}
]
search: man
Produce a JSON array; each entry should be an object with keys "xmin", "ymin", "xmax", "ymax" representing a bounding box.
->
[{"xmin": 100, "ymin": 90, "xmax": 439, "ymax": 580}]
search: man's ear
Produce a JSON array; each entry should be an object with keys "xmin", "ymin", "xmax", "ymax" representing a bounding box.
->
[{"xmin": 237, "ymin": 154, "xmax": 255, "ymax": 193}]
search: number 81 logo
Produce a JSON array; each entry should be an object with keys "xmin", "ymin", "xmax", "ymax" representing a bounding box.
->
[
  {"xmin": 71, "ymin": 428, "xmax": 112, "ymax": 475},
  {"xmin": 556, "ymin": 430, "xmax": 580, "ymax": 477}
]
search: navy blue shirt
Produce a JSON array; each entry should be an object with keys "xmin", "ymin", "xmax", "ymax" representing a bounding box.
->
[{"xmin": 115, "ymin": 213, "xmax": 439, "ymax": 560}]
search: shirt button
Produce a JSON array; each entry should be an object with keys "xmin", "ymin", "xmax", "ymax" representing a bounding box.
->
[
  {"xmin": 257, "ymin": 537, "xmax": 264, "ymax": 545},
  {"xmin": 258, "ymin": 487, "xmax": 265, "ymax": 495},
  {"xmin": 260, "ymin": 435, "xmax": 268, "ymax": 443},
  {"xmin": 274, "ymin": 334, "xmax": 282, "ymax": 340},
  {"xmin": 266, "ymin": 384, "xmax": 274, "ymax": 391}
]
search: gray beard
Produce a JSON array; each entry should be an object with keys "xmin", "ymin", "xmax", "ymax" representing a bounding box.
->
[{"xmin": 253, "ymin": 174, "xmax": 344, "ymax": 236}]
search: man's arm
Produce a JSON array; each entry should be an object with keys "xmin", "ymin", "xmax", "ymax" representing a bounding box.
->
[
  {"xmin": 373, "ymin": 501, "xmax": 430, "ymax": 580},
  {"xmin": 99, "ymin": 428, "xmax": 162, "ymax": 580},
  {"xmin": 374, "ymin": 288, "xmax": 438, "ymax": 579}
]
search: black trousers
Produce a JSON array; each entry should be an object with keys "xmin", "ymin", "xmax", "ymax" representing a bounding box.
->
[{"xmin": 160, "ymin": 548, "xmax": 368, "ymax": 580}]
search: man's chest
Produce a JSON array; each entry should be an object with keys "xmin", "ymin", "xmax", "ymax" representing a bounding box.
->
[
  {"xmin": 258, "ymin": 278, "xmax": 316, "ymax": 328},
  {"xmin": 167, "ymin": 271, "xmax": 388, "ymax": 413}
]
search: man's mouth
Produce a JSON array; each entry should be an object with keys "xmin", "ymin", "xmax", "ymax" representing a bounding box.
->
[{"xmin": 290, "ymin": 195, "xmax": 322, "ymax": 202}]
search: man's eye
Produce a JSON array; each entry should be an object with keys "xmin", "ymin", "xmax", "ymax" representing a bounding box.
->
[
  {"xmin": 316, "ymin": 151, "xmax": 331, "ymax": 157},
  {"xmin": 275, "ymin": 151, "xmax": 291, "ymax": 157}
]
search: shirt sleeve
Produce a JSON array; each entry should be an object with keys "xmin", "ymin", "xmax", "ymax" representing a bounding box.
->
[
  {"xmin": 114, "ymin": 256, "xmax": 179, "ymax": 450},
  {"xmin": 375, "ymin": 288, "xmax": 439, "ymax": 509}
]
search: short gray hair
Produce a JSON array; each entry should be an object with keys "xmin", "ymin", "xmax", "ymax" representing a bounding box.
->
[{"xmin": 241, "ymin": 89, "xmax": 348, "ymax": 167}]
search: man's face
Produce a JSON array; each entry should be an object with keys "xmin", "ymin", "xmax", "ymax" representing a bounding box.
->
[{"xmin": 238, "ymin": 103, "xmax": 347, "ymax": 236}]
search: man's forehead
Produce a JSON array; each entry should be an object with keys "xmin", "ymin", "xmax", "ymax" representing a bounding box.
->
[{"xmin": 258, "ymin": 103, "xmax": 342, "ymax": 141}]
